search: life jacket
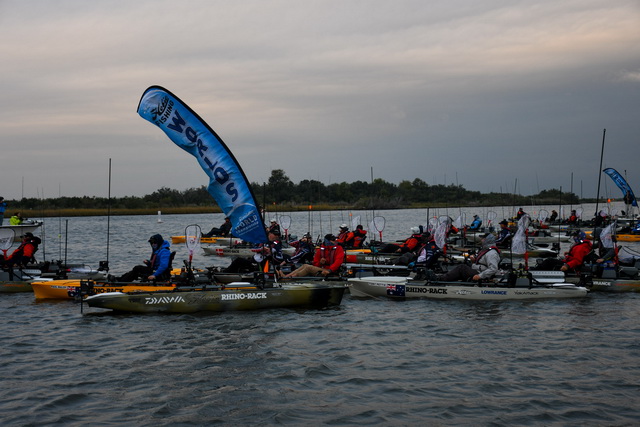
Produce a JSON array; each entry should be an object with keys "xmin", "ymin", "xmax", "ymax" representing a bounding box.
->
[
  {"xmin": 314, "ymin": 244, "xmax": 345, "ymax": 273},
  {"xmin": 8, "ymin": 237, "xmax": 40, "ymax": 264},
  {"xmin": 336, "ymin": 230, "xmax": 349, "ymax": 244},
  {"xmin": 400, "ymin": 234, "xmax": 422, "ymax": 252},
  {"xmin": 351, "ymin": 230, "xmax": 367, "ymax": 248},
  {"xmin": 475, "ymin": 246, "xmax": 500, "ymax": 265}
]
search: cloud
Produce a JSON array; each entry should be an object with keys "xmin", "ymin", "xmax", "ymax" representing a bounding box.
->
[{"xmin": 0, "ymin": 0, "xmax": 639, "ymax": 200}]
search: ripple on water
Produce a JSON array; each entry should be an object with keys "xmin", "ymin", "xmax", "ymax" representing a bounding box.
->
[{"xmin": 3, "ymin": 212, "xmax": 640, "ymax": 425}]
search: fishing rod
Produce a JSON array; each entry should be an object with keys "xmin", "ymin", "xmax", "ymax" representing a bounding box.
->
[
  {"xmin": 593, "ymin": 129, "xmax": 606, "ymax": 245},
  {"xmin": 105, "ymin": 159, "xmax": 111, "ymax": 272}
]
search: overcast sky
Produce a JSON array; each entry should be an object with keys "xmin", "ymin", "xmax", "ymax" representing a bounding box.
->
[{"xmin": 1, "ymin": 0, "xmax": 639, "ymax": 201}]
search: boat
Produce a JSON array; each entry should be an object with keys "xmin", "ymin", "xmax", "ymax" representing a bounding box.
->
[
  {"xmin": 202, "ymin": 244, "xmax": 296, "ymax": 258},
  {"xmin": 558, "ymin": 264, "xmax": 640, "ymax": 293},
  {"xmin": 462, "ymin": 231, "xmax": 571, "ymax": 245},
  {"xmin": 171, "ymin": 235, "xmax": 241, "ymax": 245},
  {"xmin": 0, "ymin": 262, "xmax": 107, "ymax": 293},
  {"xmin": 0, "ymin": 220, "xmax": 43, "ymax": 242},
  {"xmin": 344, "ymin": 248, "xmax": 404, "ymax": 265},
  {"xmin": 31, "ymin": 279, "xmax": 179, "ymax": 299},
  {"xmin": 348, "ymin": 275, "xmax": 588, "ymax": 300},
  {"xmin": 84, "ymin": 281, "xmax": 346, "ymax": 313},
  {"xmin": 584, "ymin": 230, "xmax": 640, "ymax": 242},
  {"xmin": 448, "ymin": 244, "xmax": 558, "ymax": 259}
]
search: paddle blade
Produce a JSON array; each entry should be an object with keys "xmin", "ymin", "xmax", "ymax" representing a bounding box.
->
[{"xmin": 0, "ymin": 229, "xmax": 15, "ymax": 252}]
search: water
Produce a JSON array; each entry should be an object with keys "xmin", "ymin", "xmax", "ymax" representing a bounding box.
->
[{"xmin": 1, "ymin": 206, "xmax": 639, "ymax": 426}]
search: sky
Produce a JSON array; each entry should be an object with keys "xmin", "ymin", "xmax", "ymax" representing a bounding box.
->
[{"xmin": 1, "ymin": 0, "xmax": 639, "ymax": 201}]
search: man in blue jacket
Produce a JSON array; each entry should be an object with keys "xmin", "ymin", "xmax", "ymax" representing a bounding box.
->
[{"xmin": 116, "ymin": 234, "xmax": 172, "ymax": 282}]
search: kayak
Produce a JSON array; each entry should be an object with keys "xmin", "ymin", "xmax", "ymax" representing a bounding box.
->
[
  {"xmin": 31, "ymin": 279, "xmax": 178, "ymax": 299},
  {"xmin": 0, "ymin": 263, "xmax": 107, "ymax": 293},
  {"xmin": 202, "ymin": 245, "xmax": 296, "ymax": 257},
  {"xmin": 348, "ymin": 276, "xmax": 588, "ymax": 300},
  {"xmin": 84, "ymin": 282, "xmax": 347, "ymax": 313},
  {"xmin": 171, "ymin": 235, "xmax": 241, "ymax": 245}
]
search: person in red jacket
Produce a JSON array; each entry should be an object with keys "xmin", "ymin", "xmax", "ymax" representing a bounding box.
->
[
  {"xmin": 533, "ymin": 231, "xmax": 593, "ymax": 273},
  {"xmin": 284, "ymin": 234, "xmax": 344, "ymax": 278},
  {"xmin": 559, "ymin": 231, "xmax": 593, "ymax": 272},
  {"xmin": 350, "ymin": 225, "xmax": 367, "ymax": 249},
  {"xmin": 1, "ymin": 232, "xmax": 40, "ymax": 268}
]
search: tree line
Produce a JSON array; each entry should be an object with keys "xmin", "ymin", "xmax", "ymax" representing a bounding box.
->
[{"xmin": 6, "ymin": 169, "xmax": 580, "ymax": 215}]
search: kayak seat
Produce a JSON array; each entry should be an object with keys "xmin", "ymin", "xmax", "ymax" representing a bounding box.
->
[{"xmin": 619, "ymin": 266, "xmax": 638, "ymax": 279}]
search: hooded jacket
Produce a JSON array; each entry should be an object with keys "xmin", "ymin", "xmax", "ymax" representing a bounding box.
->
[
  {"xmin": 148, "ymin": 238, "xmax": 172, "ymax": 279},
  {"xmin": 473, "ymin": 234, "xmax": 501, "ymax": 279}
]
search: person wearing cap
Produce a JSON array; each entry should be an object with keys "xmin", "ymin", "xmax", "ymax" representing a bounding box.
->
[
  {"xmin": 336, "ymin": 224, "xmax": 350, "ymax": 246},
  {"xmin": 202, "ymin": 217, "xmax": 232, "ymax": 238},
  {"xmin": 280, "ymin": 233, "xmax": 315, "ymax": 269},
  {"xmin": 379, "ymin": 227, "xmax": 423, "ymax": 254},
  {"xmin": 438, "ymin": 234, "xmax": 501, "ymax": 282},
  {"xmin": 267, "ymin": 218, "xmax": 281, "ymax": 236},
  {"xmin": 283, "ymin": 234, "xmax": 344, "ymax": 278},
  {"xmin": 1, "ymin": 232, "xmax": 41, "ymax": 270},
  {"xmin": 469, "ymin": 215, "xmax": 482, "ymax": 231},
  {"xmin": 0, "ymin": 197, "xmax": 7, "ymax": 226},
  {"xmin": 116, "ymin": 234, "xmax": 172, "ymax": 282},
  {"xmin": 495, "ymin": 219, "xmax": 512, "ymax": 248}
]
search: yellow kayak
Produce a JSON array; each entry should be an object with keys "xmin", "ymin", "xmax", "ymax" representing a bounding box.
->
[
  {"xmin": 584, "ymin": 231, "xmax": 640, "ymax": 242},
  {"xmin": 31, "ymin": 279, "xmax": 178, "ymax": 299}
]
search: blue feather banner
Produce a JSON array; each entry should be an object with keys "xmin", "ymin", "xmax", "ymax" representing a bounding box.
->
[
  {"xmin": 137, "ymin": 86, "xmax": 268, "ymax": 243},
  {"xmin": 603, "ymin": 167, "xmax": 637, "ymax": 207}
]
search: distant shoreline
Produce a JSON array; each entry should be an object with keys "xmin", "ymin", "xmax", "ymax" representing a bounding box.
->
[{"xmin": 6, "ymin": 200, "xmax": 604, "ymax": 219}]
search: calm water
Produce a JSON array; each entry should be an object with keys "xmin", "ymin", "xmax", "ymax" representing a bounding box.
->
[{"xmin": 1, "ymin": 206, "xmax": 639, "ymax": 426}]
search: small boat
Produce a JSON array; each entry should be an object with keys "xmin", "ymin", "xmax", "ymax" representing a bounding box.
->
[
  {"xmin": 31, "ymin": 266, "xmax": 193, "ymax": 299},
  {"xmin": 0, "ymin": 220, "xmax": 43, "ymax": 242},
  {"xmin": 462, "ymin": 232, "xmax": 571, "ymax": 245},
  {"xmin": 448, "ymin": 244, "xmax": 557, "ymax": 259},
  {"xmin": 171, "ymin": 235, "xmax": 239, "ymax": 245},
  {"xmin": 348, "ymin": 276, "xmax": 588, "ymax": 300},
  {"xmin": 31, "ymin": 279, "xmax": 178, "ymax": 299},
  {"xmin": 84, "ymin": 281, "xmax": 347, "ymax": 313},
  {"xmin": 344, "ymin": 249, "xmax": 403, "ymax": 265},
  {"xmin": 561, "ymin": 264, "xmax": 640, "ymax": 293},
  {"xmin": 583, "ymin": 230, "xmax": 640, "ymax": 242},
  {"xmin": 202, "ymin": 244, "xmax": 296, "ymax": 258},
  {"xmin": 0, "ymin": 262, "xmax": 107, "ymax": 293}
]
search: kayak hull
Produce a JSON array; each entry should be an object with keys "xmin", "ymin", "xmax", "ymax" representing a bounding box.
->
[
  {"xmin": 85, "ymin": 282, "xmax": 347, "ymax": 313},
  {"xmin": 348, "ymin": 276, "xmax": 588, "ymax": 300},
  {"xmin": 32, "ymin": 280, "xmax": 177, "ymax": 299}
]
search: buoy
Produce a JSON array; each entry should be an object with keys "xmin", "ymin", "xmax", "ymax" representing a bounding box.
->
[{"xmin": 157, "ymin": 211, "xmax": 163, "ymax": 223}]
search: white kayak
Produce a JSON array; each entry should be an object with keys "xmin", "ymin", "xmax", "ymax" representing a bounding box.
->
[
  {"xmin": 348, "ymin": 276, "xmax": 588, "ymax": 300},
  {"xmin": 203, "ymin": 245, "xmax": 296, "ymax": 258}
]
